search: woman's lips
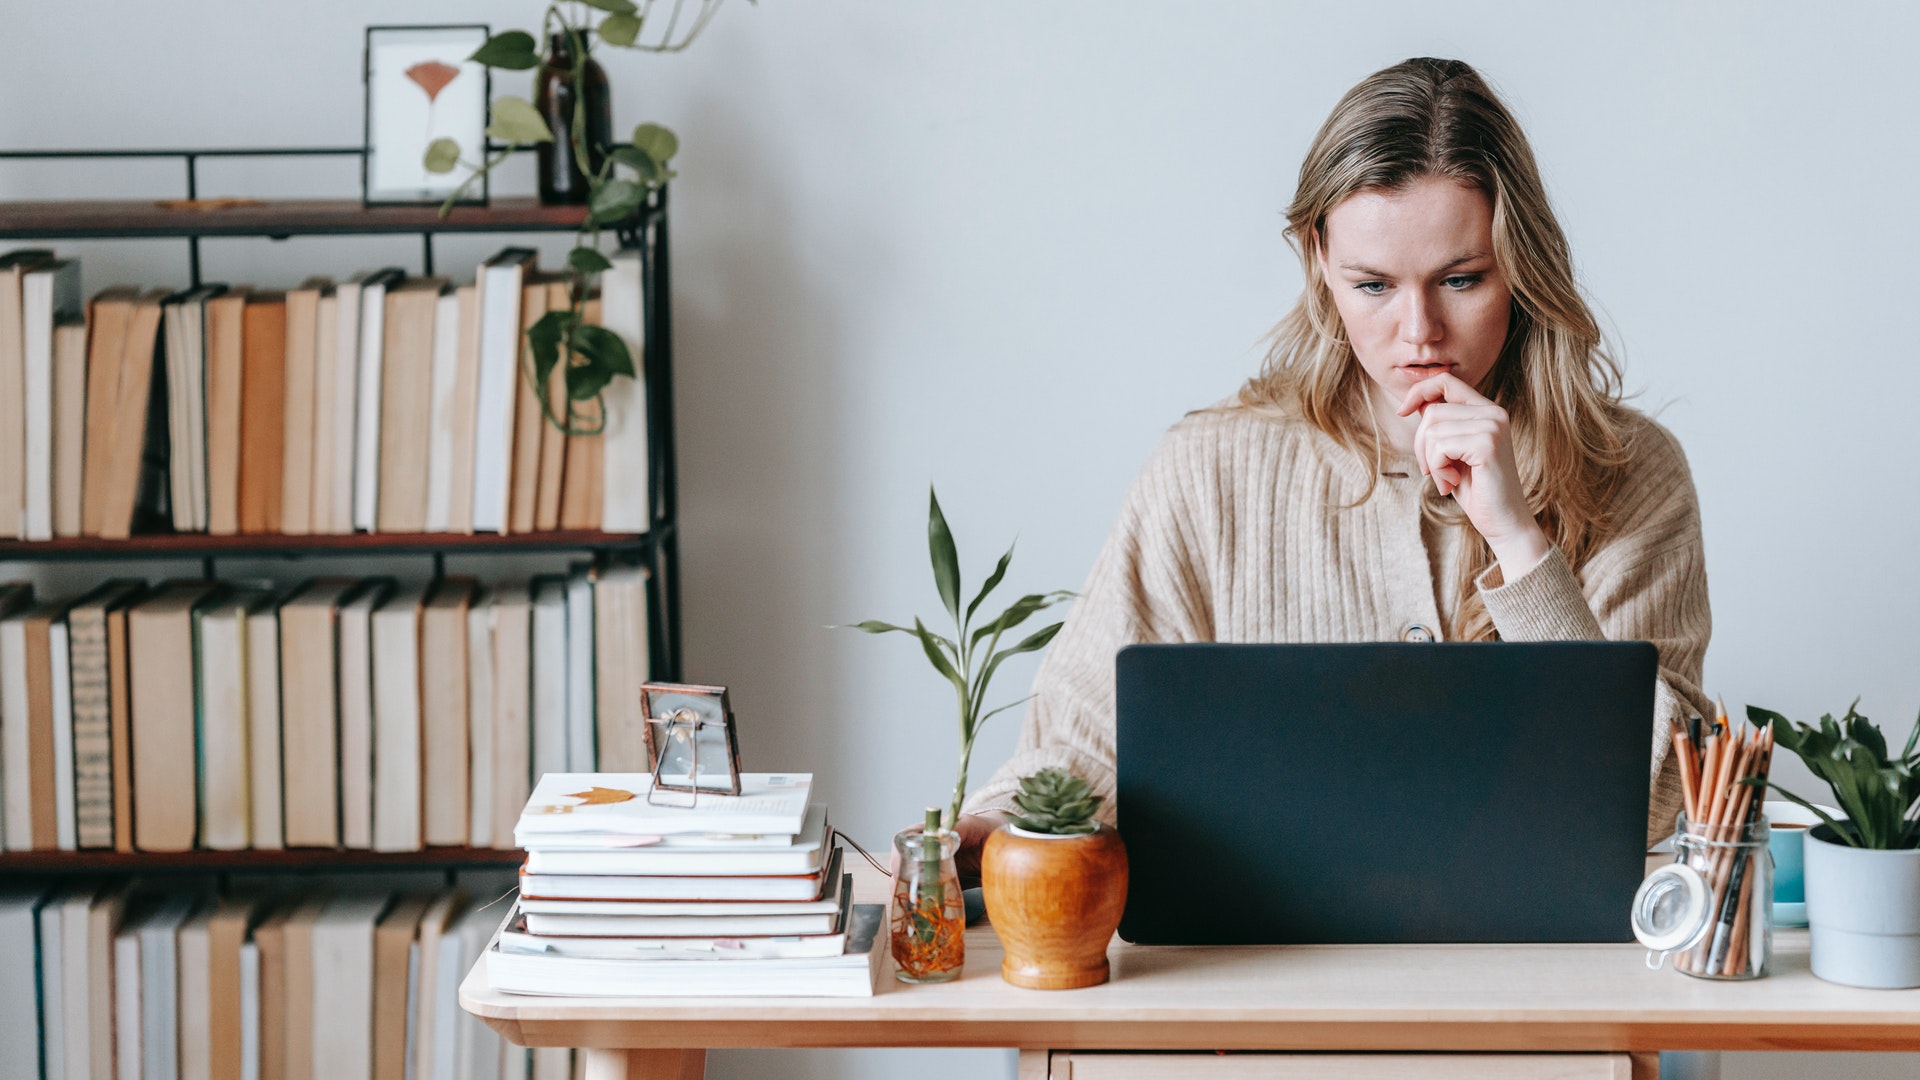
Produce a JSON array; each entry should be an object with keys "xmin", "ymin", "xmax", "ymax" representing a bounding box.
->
[{"xmin": 1400, "ymin": 361, "xmax": 1454, "ymax": 378}]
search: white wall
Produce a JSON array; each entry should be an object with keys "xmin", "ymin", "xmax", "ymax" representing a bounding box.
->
[{"xmin": 4, "ymin": 2, "xmax": 1916, "ymax": 1077}]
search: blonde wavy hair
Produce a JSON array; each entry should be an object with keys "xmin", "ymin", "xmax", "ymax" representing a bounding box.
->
[{"xmin": 1236, "ymin": 57, "xmax": 1632, "ymax": 642}]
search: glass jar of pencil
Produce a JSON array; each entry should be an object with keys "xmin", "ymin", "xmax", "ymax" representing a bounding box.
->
[{"xmin": 1636, "ymin": 813, "xmax": 1773, "ymax": 979}]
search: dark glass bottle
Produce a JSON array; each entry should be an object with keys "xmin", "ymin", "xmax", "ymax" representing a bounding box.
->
[{"xmin": 534, "ymin": 31, "xmax": 612, "ymax": 205}]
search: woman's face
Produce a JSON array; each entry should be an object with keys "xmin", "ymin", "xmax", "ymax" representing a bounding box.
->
[{"xmin": 1316, "ymin": 177, "xmax": 1513, "ymax": 400}]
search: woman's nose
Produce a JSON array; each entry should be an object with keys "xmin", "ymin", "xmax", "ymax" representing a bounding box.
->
[{"xmin": 1399, "ymin": 289, "xmax": 1443, "ymax": 345}]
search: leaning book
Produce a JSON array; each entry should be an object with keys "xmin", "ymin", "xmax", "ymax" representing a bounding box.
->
[{"xmin": 484, "ymin": 902, "xmax": 883, "ymax": 997}]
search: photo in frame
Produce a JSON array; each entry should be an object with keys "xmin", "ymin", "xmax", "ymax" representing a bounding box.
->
[
  {"xmin": 363, "ymin": 24, "xmax": 490, "ymax": 205},
  {"xmin": 642, "ymin": 682, "xmax": 743, "ymax": 796}
]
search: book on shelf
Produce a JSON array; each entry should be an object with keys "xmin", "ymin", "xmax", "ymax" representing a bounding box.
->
[
  {"xmin": 128, "ymin": 580, "xmax": 223, "ymax": 852},
  {"xmin": 421, "ymin": 577, "xmax": 476, "ymax": 848},
  {"xmin": 370, "ymin": 581, "xmax": 429, "ymax": 853},
  {"xmin": 0, "ymin": 241, "xmax": 654, "ymax": 544}
]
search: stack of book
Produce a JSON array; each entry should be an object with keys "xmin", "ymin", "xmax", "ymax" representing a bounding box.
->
[
  {"xmin": 1, "ymin": 878, "xmax": 581, "ymax": 1080},
  {"xmin": 0, "ymin": 565, "xmax": 653, "ymax": 854},
  {"xmin": 489, "ymin": 772, "xmax": 883, "ymax": 997},
  {"xmin": 0, "ymin": 246, "xmax": 650, "ymax": 540}
]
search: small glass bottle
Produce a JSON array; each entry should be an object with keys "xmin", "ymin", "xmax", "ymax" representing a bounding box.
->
[
  {"xmin": 534, "ymin": 30, "xmax": 612, "ymax": 204},
  {"xmin": 890, "ymin": 808, "xmax": 965, "ymax": 983}
]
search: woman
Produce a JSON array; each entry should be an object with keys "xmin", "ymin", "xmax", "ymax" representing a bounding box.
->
[{"xmin": 956, "ymin": 57, "xmax": 1711, "ymax": 872}]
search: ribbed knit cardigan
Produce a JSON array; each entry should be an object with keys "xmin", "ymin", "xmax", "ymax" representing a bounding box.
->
[{"xmin": 964, "ymin": 405, "xmax": 1711, "ymax": 844}]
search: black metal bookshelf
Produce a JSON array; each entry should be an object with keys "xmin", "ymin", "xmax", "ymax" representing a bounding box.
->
[{"xmin": 0, "ymin": 147, "xmax": 683, "ymax": 871}]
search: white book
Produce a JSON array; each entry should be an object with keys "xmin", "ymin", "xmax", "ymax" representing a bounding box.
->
[
  {"xmin": 489, "ymin": 585, "xmax": 533, "ymax": 848},
  {"xmin": 428, "ymin": 903, "xmax": 469, "ymax": 1080},
  {"xmin": 310, "ymin": 291, "xmax": 340, "ymax": 534},
  {"xmin": 246, "ymin": 596, "xmax": 284, "ymax": 850},
  {"xmin": 239, "ymin": 940, "xmax": 260, "ymax": 1080},
  {"xmin": 529, "ymin": 577, "xmax": 567, "ymax": 784},
  {"xmin": 402, "ymin": 939, "xmax": 421, "ymax": 1080},
  {"xmin": 140, "ymin": 894, "xmax": 199, "ymax": 1080},
  {"xmin": 563, "ymin": 564, "xmax": 595, "ymax": 772},
  {"xmin": 516, "ymin": 869, "xmax": 844, "ymax": 917},
  {"xmin": 470, "ymin": 249, "xmax": 534, "ymax": 532},
  {"xmin": 199, "ymin": 589, "xmax": 273, "ymax": 851},
  {"xmin": 22, "ymin": 260, "xmax": 80, "ymax": 540},
  {"xmin": 466, "ymin": 592, "xmax": 495, "ymax": 847},
  {"xmin": 177, "ymin": 907, "xmax": 214, "ymax": 1080},
  {"xmin": 352, "ymin": 272, "xmax": 399, "ymax": 531},
  {"xmin": 328, "ymin": 274, "xmax": 369, "ymax": 533},
  {"xmin": 312, "ymin": 894, "xmax": 392, "ymax": 1080},
  {"xmin": 411, "ymin": 892, "xmax": 464, "ymax": 1080},
  {"xmin": 114, "ymin": 912, "xmax": 141, "ymax": 1080},
  {"xmin": 0, "ymin": 891, "xmax": 49, "ymax": 1077},
  {"xmin": 523, "ymin": 805, "xmax": 828, "ymax": 877},
  {"xmin": 519, "ymin": 868, "xmax": 831, "ymax": 903},
  {"xmin": 60, "ymin": 885, "xmax": 96, "ymax": 1080},
  {"xmin": 484, "ymin": 904, "xmax": 882, "ymax": 998},
  {"xmin": 159, "ymin": 285, "xmax": 218, "ymax": 533},
  {"xmin": 371, "ymin": 582, "xmax": 430, "ymax": 852},
  {"xmin": 38, "ymin": 889, "xmax": 66, "ymax": 1079},
  {"xmin": 339, "ymin": 580, "xmax": 392, "ymax": 849},
  {"xmin": 599, "ymin": 249, "xmax": 650, "ymax": 533},
  {"xmin": 50, "ymin": 617, "xmax": 75, "ymax": 850},
  {"xmin": 450, "ymin": 905, "xmax": 503, "ymax": 1079},
  {"xmin": 424, "ymin": 290, "xmax": 462, "ymax": 532},
  {"xmin": 514, "ymin": 772, "xmax": 813, "ymax": 842},
  {"xmin": 506, "ymin": 890, "xmax": 850, "ymax": 956},
  {"xmin": 0, "ymin": 584, "xmax": 29, "ymax": 847},
  {"xmin": 0, "ymin": 608, "xmax": 32, "ymax": 850}
]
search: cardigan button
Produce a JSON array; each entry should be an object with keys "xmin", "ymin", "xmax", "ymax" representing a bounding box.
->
[{"xmin": 1402, "ymin": 623, "xmax": 1435, "ymax": 643}]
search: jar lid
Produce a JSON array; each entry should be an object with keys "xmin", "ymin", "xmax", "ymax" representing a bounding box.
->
[{"xmin": 1631, "ymin": 861, "xmax": 1713, "ymax": 956}]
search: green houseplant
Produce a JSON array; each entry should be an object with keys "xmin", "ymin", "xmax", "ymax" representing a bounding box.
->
[
  {"xmin": 982, "ymin": 768, "xmax": 1129, "ymax": 988},
  {"xmin": 1748, "ymin": 702, "xmax": 1920, "ymax": 988},
  {"xmin": 846, "ymin": 487, "xmax": 1073, "ymax": 829},
  {"xmin": 431, "ymin": 0, "xmax": 738, "ymax": 435}
]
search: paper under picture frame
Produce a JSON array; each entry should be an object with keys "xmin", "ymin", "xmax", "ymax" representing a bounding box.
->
[
  {"xmin": 643, "ymin": 682, "xmax": 742, "ymax": 796},
  {"xmin": 363, "ymin": 24, "xmax": 491, "ymax": 206}
]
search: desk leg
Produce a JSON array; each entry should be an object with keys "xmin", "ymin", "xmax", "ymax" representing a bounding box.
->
[{"xmin": 580, "ymin": 1048, "xmax": 706, "ymax": 1080}]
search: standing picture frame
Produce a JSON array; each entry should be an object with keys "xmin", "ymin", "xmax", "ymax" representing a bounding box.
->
[
  {"xmin": 642, "ymin": 682, "xmax": 743, "ymax": 798},
  {"xmin": 363, "ymin": 24, "xmax": 491, "ymax": 206}
]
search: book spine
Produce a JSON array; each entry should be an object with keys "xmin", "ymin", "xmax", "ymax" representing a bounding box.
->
[{"xmin": 69, "ymin": 607, "xmax": 115, "ymax": 849}]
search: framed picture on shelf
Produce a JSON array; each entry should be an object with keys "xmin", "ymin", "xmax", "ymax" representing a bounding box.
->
[{"xmin": 363, "ymin": 24, "xmax": 490, "ymax": 206}]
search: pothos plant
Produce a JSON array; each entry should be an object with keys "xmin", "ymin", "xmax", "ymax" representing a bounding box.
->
[
  {"xmin": 846, "ymin": 489, "xmax": 1075, "ymax": 830},
  {"xmin": 426, "ymin": 0, "xmax": 738, "ymax": 434}
]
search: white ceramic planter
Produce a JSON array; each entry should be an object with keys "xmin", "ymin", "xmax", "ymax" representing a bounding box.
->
[{"xmin": 1804, "ymin": 825, "xmax": 1920, "ymax": 989}]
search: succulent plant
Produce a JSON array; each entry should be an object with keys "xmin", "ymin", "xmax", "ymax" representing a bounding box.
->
[{"xmin": 1009, "ymin": 769, "xmax": 1103, "ymax": 835}]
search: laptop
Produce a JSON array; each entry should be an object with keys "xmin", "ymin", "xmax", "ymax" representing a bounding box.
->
[{"xmin": 1114, "ymin": 641, "xmax": 1657, "ymax": 945}]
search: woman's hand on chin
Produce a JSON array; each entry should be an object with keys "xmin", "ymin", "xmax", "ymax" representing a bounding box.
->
[{"xmin": 1396, "ymin": 373, "xmax": 1553, "ymax": 576}]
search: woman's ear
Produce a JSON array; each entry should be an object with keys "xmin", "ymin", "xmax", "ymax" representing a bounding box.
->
[{"xmin": 1309, "ymin": 227, "xmax": 1328, "ymax": 280}]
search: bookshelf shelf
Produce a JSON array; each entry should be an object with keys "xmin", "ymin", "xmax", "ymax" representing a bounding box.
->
[
  {"xmin": 0, "ymin": 197, "xmax": 661, "ymax": 241},
  {"xmin": 0, "ymin": 846, "xmax": 523, "ymax": 875},
  {"xmin": 0, "ymin": 526, "xmax": 663, "ymax": 562}
]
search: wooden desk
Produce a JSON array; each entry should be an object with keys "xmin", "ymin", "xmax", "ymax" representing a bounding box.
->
[{"xmin": 461, "ymin": 866, "xmax": 1920, "ymax": 1079}]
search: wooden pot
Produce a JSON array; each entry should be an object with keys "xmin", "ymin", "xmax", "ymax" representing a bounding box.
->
[{"xmin": 981, "ymin": 822, "xmax": 1128, "ymax": 989}]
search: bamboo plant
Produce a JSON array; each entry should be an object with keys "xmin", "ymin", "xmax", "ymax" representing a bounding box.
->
[{"xmin": 847, "ymin": 488, "xmax": 1074, "ymax": 829}]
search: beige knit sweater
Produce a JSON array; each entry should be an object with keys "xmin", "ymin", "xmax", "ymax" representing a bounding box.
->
[{"xmin": 964, "ymin": 405, "xmax": 1711, "ymax": 843}]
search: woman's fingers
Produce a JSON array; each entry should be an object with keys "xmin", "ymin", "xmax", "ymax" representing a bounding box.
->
[
  {"xmin": 1412, "ymin": 409, "xmax": 1504, "ymax": 477},
  {"xmin": 1396, "ymin": 371, "xmax": 1494, "ymax": 417},
  {"xmin": 1421, "ymin": 430, "xmax": 1499, "ymax": 496}
]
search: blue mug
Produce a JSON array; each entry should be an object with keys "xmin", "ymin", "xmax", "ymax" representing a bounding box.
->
[{"xmin": 1764, "ymin": 800, "xmax": 1838, "ymax": 928}]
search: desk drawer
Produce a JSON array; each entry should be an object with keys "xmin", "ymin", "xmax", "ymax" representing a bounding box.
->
[{"xmin": 1028, "ymin": 1052, "xmax": 1656, "ymax": 1080}]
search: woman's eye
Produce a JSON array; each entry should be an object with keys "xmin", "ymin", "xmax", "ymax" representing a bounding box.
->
[
  {"xmin": 1354, "ymin": 281, "xmax": 1387, "ymax": 295},
  {"xmin": 1443, "ymin": 274, "xmax": 1481, "ymax": 290}
]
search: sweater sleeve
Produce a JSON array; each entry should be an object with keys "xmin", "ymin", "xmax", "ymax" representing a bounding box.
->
[
  {"xmin": 962, "ymin": 428, "xmax": 1216, "ymax": 822},
  {"xmin": 1475, "ymin": 419, "xmax": 1712, "ymax": 844}
]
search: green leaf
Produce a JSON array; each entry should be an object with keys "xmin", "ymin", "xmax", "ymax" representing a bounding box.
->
[
  {"xmin": 526, "ymin": 309, "xmax": 573, "ymax": 385},
  {"xmin": 486, "ymin": 96, "xmax": 554, "ymax": 145},
  {"xmin": 578, "ymin": 0, "xmax": 638, "ymax": 12},
  {"xmin": 567, "ymin": 246, "xmax": 614, "ymax": 276},
  {"xmin": 844, "ymin": 619, "xmax": 914, "ymax": 635},
  {"xmin": 574, "ymin": 323, "xmax": 635, "ymax": 377},
  {"xmin": 589, "ymin": 178, "xmax": 647, "ymax": 224},
  {"xmin": 598, "ymin": 13, "xmax": 643, "ymax": 46},
  {"xmin": 608, "ymin": 145, "xmax": 663, "ymax": 184},
  {"xmin": 565, "ymin": 362, "xmax": 615, "ymax": 402},
  {"xmin": 977, "ymin": 621, "xmax": 1064, "ymax": 700},
  {"xmin": 470, "ymin": 31, "xmax": 541, "ymax": 70},
  {"xmin": 927, "ymin": 488, "xmax": 962, "ymax": 625},
  {"xmin": 631, "ymin": 123, "xmax": 680, "ymax": 165},
  {"xmin": 422, "ymin": 137, "xmax": 462, "ymax": 174},
  {"xmin": 970, "ymin": 590, "xmax": 1073, "ymax": 648},
  {"xmin": 913, "ymin": 617, "xmax": 970, "ymax": 710},
  {"xmin": 964, "ymin": 543, "xmax": 1014, "ymax": 629}
]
